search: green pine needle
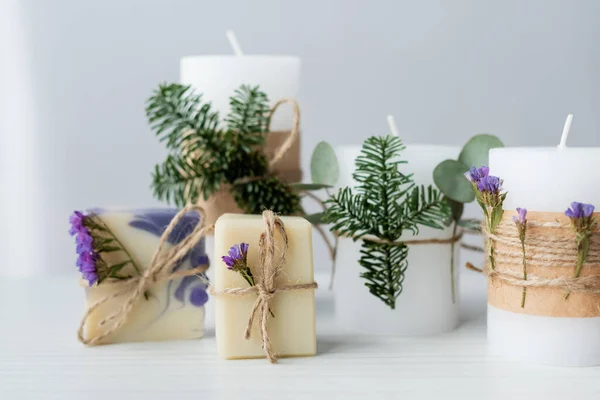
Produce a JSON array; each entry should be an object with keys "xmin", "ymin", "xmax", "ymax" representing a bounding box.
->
[
  {"xmin": 146, "ymin": 83, "xmax": 302, "ymax": 215},
  {"xmin": 324, "ymin": 135, "xmax": 450, "ymax": 309}
]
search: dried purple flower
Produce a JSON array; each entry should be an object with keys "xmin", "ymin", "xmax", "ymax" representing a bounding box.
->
[
  {"xmin": 222, "ymin": 243, "xmax": 249, "ymax": 271},
  {"xmin": 477, "ymin": 175, "xmax": 503, "ymax": 194},
  {"xmin": 512, "ymin": 208, "xmax": 527, "ymax": 225},
  {"xmin": 464, "ymin": 166, "xmax": 490, "ymax": 183},
  {"xmin": 69, "ymin": 211, "xmax": 86, "ymax": 236},
  {"xmin": 565, "ymin": 202, "xmax": 595, "ymax": 219},
  {"xmin": 69, "ymin": 210, "xmax": 100, "ymax": 286}
]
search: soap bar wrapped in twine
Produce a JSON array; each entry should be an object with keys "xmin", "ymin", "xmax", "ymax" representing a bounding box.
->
[
  {"xmin": 78, "ymin": 205, "xmax": 213, "ymax": 345},
  {"xmin": 210, "ymin": 210, "xmax": 318, "ymax": 363},
  {"xmin": 78, "ymin": 206, "xmax": 317, "ymax": 363},
  {"xmin": 481, "ymin": 211, "xmax": 600, "ymax": 318}
]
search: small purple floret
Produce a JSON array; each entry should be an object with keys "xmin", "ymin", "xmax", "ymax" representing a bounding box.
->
[
  {"xmin": 465, "ymin": 166, "xmax": 490, "ymax": 183},
  {"xmin": 477, "ymin": 175, "xmax": 502, "ymax": 194},
  {"xmin": 565, "ymin": 202, "xmax": 595, "ymax": 219},
  {"xmin": 512, "ymin": 207, "xmax": 527, "ymax": 224},
  {"xmin": 69, "ymin": 210, "xmax": 99, "ymax": 286},
  {"xmin": 222, "ymin": 243, "xmax": 249, "ymax": 270}
]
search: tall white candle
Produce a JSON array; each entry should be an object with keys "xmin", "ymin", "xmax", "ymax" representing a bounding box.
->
[
  {"xmin": 334, "ymin": 141, "xmax": 460, "ymax": 335},
  {"xmin": 180, "ymin": 31, "xmax": 301, "ymax": 131},
  {"xmin": 488, "ymin": 115, "xmax": 600, "ymax": 366}
]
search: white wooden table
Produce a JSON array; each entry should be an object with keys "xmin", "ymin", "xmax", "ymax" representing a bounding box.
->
[{"xmin": 1, "ymin": 273, "xmax": 600, "ymax": 399}]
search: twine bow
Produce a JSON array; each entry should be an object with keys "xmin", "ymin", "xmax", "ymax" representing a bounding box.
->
[
  {"xmin": 78, "ymin": 205, "xmax": 213, "ymax": 345},
  {"xmin": 210, "ymin": 210, "xmax": 318, "ymax": 363}
]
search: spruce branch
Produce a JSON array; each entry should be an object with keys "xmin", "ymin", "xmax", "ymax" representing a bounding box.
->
[
  {"xmin": 324, "ymin": 135, "xmax": 450, "ymax": 309},
  {"xmin": 146, "ymin": 83, "xmax": 302, "ymax": 215}
]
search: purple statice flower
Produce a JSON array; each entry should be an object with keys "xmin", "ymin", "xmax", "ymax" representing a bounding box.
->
[
  {"xmin": 69, "ymin": 211, "xmax": 86, "ymax": 236},
  {"xmin": 464, "ymin": 166, "xmax": 490, "ymax": 183},
  {"xmin": 69, "ymin": 210, "xmax": 99, "ymax": 286},
  {"xmin": 477, "ymin": 175, "xmax": 503, "ymax": 194},
  {"xmin": 222, "ymin": 243, "xmax": 249, "ymax": 271},
  {"xmin": 565, "ymin": 202, "xmax": 595, "ymax": 219},
  {"xmin": 512, "ymin": 207, "xmax": 527, "ymax": 224},
  {"xmin": 77, "ymin": 252, "xmax": 99, "ymax": 285}
]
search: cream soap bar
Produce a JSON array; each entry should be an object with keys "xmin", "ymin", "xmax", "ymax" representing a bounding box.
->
[
  {"xmin": 72, "ymin": 209, "xmax": 208, "ymax": 344},
  {"xmin": 214, "ymin": 213, "xmax": 316, "ymax": 359}
]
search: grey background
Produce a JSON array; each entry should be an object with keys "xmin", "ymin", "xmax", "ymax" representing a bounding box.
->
[{"xmin": 1, "ymin": 0, "xmax": 599, "ymax": 275}]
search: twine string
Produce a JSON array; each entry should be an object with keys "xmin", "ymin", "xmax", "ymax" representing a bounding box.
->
[
  {"xmin": 475, "ymin": 218, "xmax": 600, "ymax": 294},
  {"xmin": 335, "ymin": 231, "xmax": 463, "ymax": 246},
  {"xmin": 78, "ymin": 205, "xmax": 213, "ymax": 345},
  {"xmin": 266, "ymin": 98, "xmax": 300, "ymax": 169},
  {"xmin": 210, "ymin": 210, "xmax": 318, "ymax": 363}
]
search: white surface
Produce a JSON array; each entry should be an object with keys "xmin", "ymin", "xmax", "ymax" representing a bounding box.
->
[
  {"xmin": 488, "ymin": 144, "xmax": 600, "ymax": 366},
  {"xmin": 180, "ymin": 55, "xmax": 301, "ymax": 131},
  {"xmin": 334, "ymin": 144, "xmax": 460, "ymax": 334},
  {"xmin": 3, "ymin": 270, "xmax": 600, "ymax": 399}
]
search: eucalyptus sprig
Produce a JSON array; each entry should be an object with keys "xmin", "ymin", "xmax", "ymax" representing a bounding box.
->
[
  {"xmin": 323, "ymin": 135, "xmax": 450, "ymax": 309},
  {"xmin": 146, "ymin": 83, "xmax": 302, "ymax": 216},
  {"xmin": 433, "ymin": 134, "xmax": 504, "ymax": 223}
]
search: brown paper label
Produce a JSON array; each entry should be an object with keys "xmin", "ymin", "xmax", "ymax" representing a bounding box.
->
[{"xmin": 487, "ymin": 211, "xmax": 600, "ymax": 318}]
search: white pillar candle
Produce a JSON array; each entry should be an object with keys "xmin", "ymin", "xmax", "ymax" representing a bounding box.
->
[
  {"xmin": 488, "ymin": 115, "xmax": 600, "ymax": 366},
  {"xmin": 333, "ymin": 143, "xmax": 460, "ymax": 335},
  {"xmin": 180, "ymin": 32, "xmax": 301, "ymax": 131}
]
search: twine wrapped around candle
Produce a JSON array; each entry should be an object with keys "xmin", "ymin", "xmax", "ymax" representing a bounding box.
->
[
  {"xmin": 78, "ymin": 205, "xmax": 213, "ymax": 345},
  {"xmin": 210, "ymin": 210, "xmax": 318, "ymax": 363},
  {"xmin": 482, "ymin": 211, "xmax": 600, "ymax": 317}
]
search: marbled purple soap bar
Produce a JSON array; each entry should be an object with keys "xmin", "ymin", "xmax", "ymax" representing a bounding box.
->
[{"xmin": 72, "ymin": 208, "xmax": 208, "ymax": 344}]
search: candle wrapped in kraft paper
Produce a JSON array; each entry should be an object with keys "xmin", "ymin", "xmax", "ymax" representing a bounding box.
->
[
  {"xmin": 487, "ymin": 211, "xmax": 600, "ymax": 318},
  {"xmin": 194, "ymin": 99, "xmax": 302, "ymax": 227}
]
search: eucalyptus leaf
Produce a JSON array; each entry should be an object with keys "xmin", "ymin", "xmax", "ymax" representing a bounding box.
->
[
  {"xmin": 311, "ymin": 141, "xmax": 339, "ymax": 186},
  {"xmin": 289, "ymin": 183, "xmax": 332, "ymax": 191},
  {"xmin": 458, "ymin": 134, "xmax": 504, "ymax": 169},
  {"xmin": 447, "ymin": 198, "xmax": 464, "ymax": 225},
  {"xmin": 433, "ymin": 159, "xmax": 475, "ymax": 203},
  {"xmin": 303, "ymin": 212, "xmax": 326, "ymax": 224}
]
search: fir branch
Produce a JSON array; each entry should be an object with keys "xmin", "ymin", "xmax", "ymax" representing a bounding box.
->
[
  {"xmin": 232, "ymin": 177, "xmax": 302, "ymax": 216},
  {"xmin": 146, "ymin": 82, "xmax": 302, "ymax": 216},
  {"xmin": 225, "ymin": 85, "xmax": 270, "ymax": 148},
  {"xmin": 146, "ymin": 83, "xmax": 220, "ymax": 151},
  {"xmin": 324, "ymin": 135, "xmax": 450, "ymax": 309}
]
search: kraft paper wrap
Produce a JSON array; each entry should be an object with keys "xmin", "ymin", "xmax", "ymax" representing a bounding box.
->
[
  {"xmin": 196, "ymin": 99, "xmax": 302, "ymax": 228},
  {"xmin": 487, "ymin": 211, "xmax": 600, "ymax": 318}
]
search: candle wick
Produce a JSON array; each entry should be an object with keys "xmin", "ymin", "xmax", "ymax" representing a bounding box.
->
[
  {"xmin": 387, "ymin": 115, "xmax": 399, "ymax": 137},
  {"xmin": 558, "ymin": 114, "xmax": 573, "ymax": 149},
  {"xmin": 226, "ymin": 30, "xmax": 244, "ymax": 57}
]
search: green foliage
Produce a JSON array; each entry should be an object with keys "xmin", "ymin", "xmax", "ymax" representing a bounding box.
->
[
  {"xmin": 311, "ymin": 141, "xmax": 339, "ymax": 186},
  {"xmin": 84, "ymin": 215, "xmax": 142, "ymax": 283},
  {"xmin": 433, "ymin": 134, "xmax": 504, "ymax": 222},
  {"xmin": 146, "ymin": 83, "xmax": 301, "ymax": 214},
  {"xmin": 433, "ymin": 159, "xmax": 474, "ymax": 204},
  {"xmin": 232, "ymin": 177, "xmax": 302, "ymax": 215},
  {"xmin": 458, "ymin": 134, "xmax": 504, "ymax": 171},
  {"xmin": 324, "ymin": 135, "xmax": 450, "ymax": 309}
]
